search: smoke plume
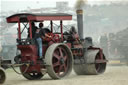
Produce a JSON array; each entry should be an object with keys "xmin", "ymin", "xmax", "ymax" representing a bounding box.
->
[{"xmin": 75, "ymin": 0, "xmax": 88, "ymax": 9}]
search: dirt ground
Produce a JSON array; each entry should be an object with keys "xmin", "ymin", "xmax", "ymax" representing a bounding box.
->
[{"xmin": 3, "ymin": 65, "xmax": 128, "ymax": 85}]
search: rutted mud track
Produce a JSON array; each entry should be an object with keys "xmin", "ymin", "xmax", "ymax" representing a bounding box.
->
[{"xmin": 3, "ymin": 66, "xmax": 128, "ymax": 85}]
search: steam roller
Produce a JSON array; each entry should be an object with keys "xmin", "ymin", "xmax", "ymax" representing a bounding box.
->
[{"xmin": 2, "ymin": 7, "xmax": 107, "ymax": 82}]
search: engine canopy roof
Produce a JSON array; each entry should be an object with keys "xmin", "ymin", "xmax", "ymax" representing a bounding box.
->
[{"xmin": 6, "ymin": 13, "xmax": 72, "ymax": 23}]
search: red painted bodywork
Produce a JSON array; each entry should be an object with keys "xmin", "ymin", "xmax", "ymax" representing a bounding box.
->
[
  {"xmin": 17, "ymin": 45, "xmax": 40, "ymax": 72},
  {"xmin": 18, "ymin": 44, "xmax": 49, "ymax": 73},
  {"xmin": 18, "ymin": 21, "xmax": 21, "ymax": 39},
  {"xmin": 6, "ymin": 13, "xmax": 72, "ymax": 23}
]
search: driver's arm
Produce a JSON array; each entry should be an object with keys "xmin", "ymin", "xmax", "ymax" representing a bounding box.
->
[{"xmin": 45, "ymin": 33, "xmax": 51, "ymax": 38}]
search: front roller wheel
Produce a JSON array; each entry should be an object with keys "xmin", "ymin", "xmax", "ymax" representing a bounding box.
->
[
  {"xmin": 73, "ymin": 64, "xmax": 86, "ymax": 75},
  {"xmin": 74, "ymin": 50, "xmax": 107, "ymax": 75},
  {"xmin": 0, "ymin": 67, "xmax": 6, "ymax": 84},
  {"xmin": 45, "ymin": 43, "xmax": 73, "ymax": 79}
]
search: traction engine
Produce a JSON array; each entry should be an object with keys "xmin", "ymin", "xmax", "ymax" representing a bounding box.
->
[{"xmin": 2, "ymin": 10, "xmax": 108, "ymax": 80}]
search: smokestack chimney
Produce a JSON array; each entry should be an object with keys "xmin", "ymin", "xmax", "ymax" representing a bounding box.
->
[{"xmin": 76, "ymin": 9, "xmax": 84, "ymax": 39}]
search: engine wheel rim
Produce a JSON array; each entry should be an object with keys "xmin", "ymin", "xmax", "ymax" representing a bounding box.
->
[
  {"xmin": 45, "ymin": 43, "xmax": 73, "ymax": 79},
  {"xmin": 52, "ymin": 46, "xmax": 69, "ymax": 77},
  {"xmin": 95, "ymin": 53, "xmax": 106, "ymax": 74}
]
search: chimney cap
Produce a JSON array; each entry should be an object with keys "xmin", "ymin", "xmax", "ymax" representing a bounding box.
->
[{"xmin": 76, "ymin": 10, "xmax": 83, "ymax": 14}]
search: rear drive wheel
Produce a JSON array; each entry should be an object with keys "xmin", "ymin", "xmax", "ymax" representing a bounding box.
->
[
  {"xmin": 20, "ymin": 66, "xmax": 43, "ymax": 80},
  {"xmin": 21, "ymin": 72, "xmax": 43, "ymax": 80},
  {"xmin": 45, "ymin": 43, "xmax": 73, "ymax": 79}
]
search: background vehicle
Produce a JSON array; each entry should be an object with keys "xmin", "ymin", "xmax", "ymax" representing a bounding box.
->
[
  {"xmin": 0, "ymin": 49, "xmax": 6, "ymax": 84},
  {"xmin": 0, "ymin": 67, "xmax": 6, "ymax": 84}
]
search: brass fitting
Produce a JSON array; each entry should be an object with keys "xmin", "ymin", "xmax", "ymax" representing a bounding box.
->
[{"xmin": 76, "ymin": 9, "xmax": 83, "ymax": 15}]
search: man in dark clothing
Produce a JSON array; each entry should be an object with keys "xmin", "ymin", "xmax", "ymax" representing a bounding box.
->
[
  {"xmin": 28, "ymin": 22, "xmax": 38, "ymax": 38},
  {"xmin": 35, "ymin": 22, "xmax": 51, "ymax": 59},
  {"xmin": 32, "ymin": 22, "xmax": 38, "ymax": 38}
]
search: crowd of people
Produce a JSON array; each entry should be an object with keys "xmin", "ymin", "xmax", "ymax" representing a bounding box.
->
[{"xmin": 99, "ymin": 27, "xmax": 128, "ymax": 60}]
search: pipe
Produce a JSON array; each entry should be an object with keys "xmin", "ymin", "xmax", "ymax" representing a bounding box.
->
[{"xmin": 76, "ymin": 9, "xmax": 84, "ymax": 39}]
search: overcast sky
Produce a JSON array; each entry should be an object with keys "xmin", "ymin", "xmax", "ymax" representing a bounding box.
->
[
  {"xmin": 0, "ymin": 0, "xmax": 75, "ymax": 12},
  {"xmin": 0, "ymin": 0, "xmax": 128, "ymax": 12}
]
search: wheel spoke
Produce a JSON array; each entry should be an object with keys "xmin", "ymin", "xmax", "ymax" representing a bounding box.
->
[
  {"xmin": 53, "ymin": 52, "xmax": 60, "ymax": 60},
  {"xmin": 59, "ymin": 47, "xmax": 63, "ymax": 57},
  {"xmin": 64, "ymin": 55, "xmax": 67, "ymax": 61},
  {"xmin": 53, "ymin": 61, "xmax": 60, "ymax": 67},
  {"xmin": 58, "ymin": 65, "xmax": 63, "ymax": 75}
]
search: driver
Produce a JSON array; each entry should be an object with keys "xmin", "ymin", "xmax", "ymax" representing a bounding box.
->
[{"xmin": 35, "ymin": 22, "xmax": 51, "ymax": 60}]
